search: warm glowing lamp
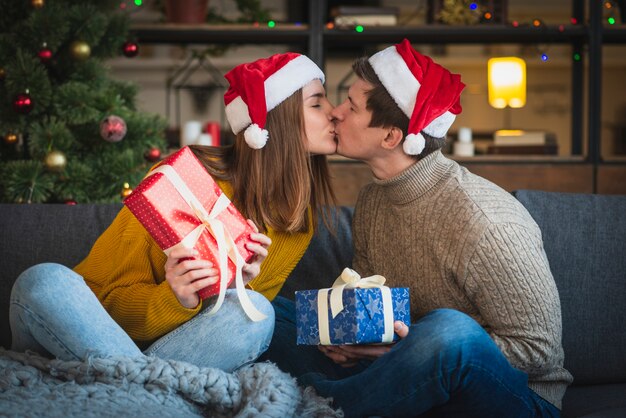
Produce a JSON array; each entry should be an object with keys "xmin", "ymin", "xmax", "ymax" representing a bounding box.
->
[{"xmin": 488, "ymin": 57, "xmax": 526, "ymax": 110}]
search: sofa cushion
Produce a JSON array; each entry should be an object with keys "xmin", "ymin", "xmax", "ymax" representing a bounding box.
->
[
  {"xmin": 279, "ymin": 206, "xmax": 354, "ymax": 298},
  {"xmin": 561, "ymin": 384, "xmax": 626, "ymax": 417},
  {"xmin": 0, "ymin": 203, "xmax": 122, "ymax": 349},
  {"xmin": 513, "ymin": 190, "xmax": 626, "ymax": 385}
]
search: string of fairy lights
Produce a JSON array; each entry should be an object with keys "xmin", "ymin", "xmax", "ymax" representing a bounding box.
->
[{"xmin": 121, "ymin": 0, "xmax": 624, "ymax": 63}]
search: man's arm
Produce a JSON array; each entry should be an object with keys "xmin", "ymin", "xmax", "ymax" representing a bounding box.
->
[{"xmin": 464, "ymin": 222, "xmax": 564, "ymax": 374}]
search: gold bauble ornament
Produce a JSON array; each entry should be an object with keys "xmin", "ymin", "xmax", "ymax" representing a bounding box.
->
[
  {"xmin": 4, "ymin": 133, "xmax": 18, "ymax": 145},
  {"xmin": 44, "ymin": 150, "xmax": 67, "ymax": 172},
  {"xmin": 32, "ymin": 0, "xmax": 45, "ymax": 8},
  {"xmin": 0, "ymin": 67, "xmax": 6, "ymax": 81},
  {"xmin": 121, "ymin": 182, "xmax": 133, "ymax": 199},
  {"xmin": 70, "ymin": 41, "xmax": 91, "ymax": 61}
]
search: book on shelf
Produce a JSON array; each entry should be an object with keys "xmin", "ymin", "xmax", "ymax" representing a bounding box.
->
[
  {"xmin": 334, "ymin": 15, "xmax": 398, "ymax": 26},
  {"xmin": 331, "ymin": 6, "xmax": 400, "ymax": 16},
  {"xmin": 331, "ymin": 6, "xmax": 399, "ymax": 27},
  {"xmin": 493, "ymin": 130, "xmax": 557, "ymax": 146},
  {"xmin": 487, "ymin": 144, "xmax": 559, "ymax": 155}
]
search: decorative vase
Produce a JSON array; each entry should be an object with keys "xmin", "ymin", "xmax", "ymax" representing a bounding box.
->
[{"xmin": 165, "ymin": 0, "xmax": 209, "ymax": 24}]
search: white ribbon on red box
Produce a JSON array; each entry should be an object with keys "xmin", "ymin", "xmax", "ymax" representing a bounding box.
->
[
  {"xmin": 147, "ymin": 164, "xmax": 267, "ymax": 322},
  {"xmin": 317, "ymin": 268, "xmax": 394, "ymax": 345}
]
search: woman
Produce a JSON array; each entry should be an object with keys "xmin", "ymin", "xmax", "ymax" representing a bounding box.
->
[{"xmin": 9, "ymin": 52, "xmax": 336, "ymax": 373}]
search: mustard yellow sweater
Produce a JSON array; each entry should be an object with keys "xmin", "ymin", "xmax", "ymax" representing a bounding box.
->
[{"xmin": 74, "ymin": 180, "xmax": 313, "ymax": 345}]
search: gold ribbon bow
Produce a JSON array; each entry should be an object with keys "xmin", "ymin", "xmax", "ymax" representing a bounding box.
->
[{"xmin": 317, "ymin": 268, "xmax": 394, "ymax": 345}]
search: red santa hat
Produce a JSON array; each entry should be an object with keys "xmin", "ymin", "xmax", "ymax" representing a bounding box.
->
[
  {"xmin": 368, "ymin": 39, "xmax": 465, "ymax": 155},
  {"xmin": 224, "ymin": 52, "xmax": 325, "ymax": 149}
]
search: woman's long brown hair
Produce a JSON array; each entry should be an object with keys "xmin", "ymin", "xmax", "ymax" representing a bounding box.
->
[{"xmin": 190, "ymin": 88, "xmax": 336, "ymax": 234}]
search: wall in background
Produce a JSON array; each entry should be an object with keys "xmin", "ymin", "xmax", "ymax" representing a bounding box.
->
[{"xmin": 111, "ymin": 0, "xmax": 626, "ymax": 159}]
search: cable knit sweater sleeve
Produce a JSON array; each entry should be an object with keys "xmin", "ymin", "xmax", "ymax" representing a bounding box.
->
[{"xmin": 463, "ymin": 221, "xmax": 565, "ymax": 375}]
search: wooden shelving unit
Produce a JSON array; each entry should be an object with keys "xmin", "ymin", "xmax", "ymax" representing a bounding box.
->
[{"xmin": 130, "ymin": 0, "xmax": 626, "ymax": 195}]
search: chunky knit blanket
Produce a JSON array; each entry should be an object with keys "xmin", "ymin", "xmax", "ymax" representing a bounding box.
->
[{"xmin": 0, "ymin": 348, "xmax": 341, "ymax": 418}]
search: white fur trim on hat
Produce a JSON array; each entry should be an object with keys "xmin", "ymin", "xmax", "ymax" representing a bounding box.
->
[
  {"xmin": 225, "ymin": 96, "xmax": 252, "ymax": 136},
  {"xmin": 403, "ymin": 133, "xmax": 426, "ymax": 155},
  {"xmin": 423, "ymin": 111, "xmax": 456, "ymax": 139},
  {"xmin": 244, "ymin": 124, "xmax": 268, "ymax": 149},
  {"xmin": 369, "ymin": 46, "xmax": 418, "ymax": 119},
  {"xmin": 265, "ymin": 55, "xmax": 325, "ymax": 112}
]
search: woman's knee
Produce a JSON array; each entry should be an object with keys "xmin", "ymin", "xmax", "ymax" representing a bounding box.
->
[
  {"xmin": 245, "ymin": 290, "xmax": 275, "ymax": 334},
  {"xmin": 12, "ymin": 263, "xmax": 81, "ymax": 302},
  {"xmin": 242, "ymin": 290, "xmax": 273, "ymax": 318}
]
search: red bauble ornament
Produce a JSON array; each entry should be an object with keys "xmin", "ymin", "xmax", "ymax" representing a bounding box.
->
[
  {"xmin": 38, "ymin": 45, "xmax": 53, "ymax": 64},
  {"xmin": 13, "ymin": 92, "xmax": 34, "ymax": 114},
  {"xmin": 144, "ymin": 147, "xmax": 162, "ymax": 162},
  {"xmin": 100, "ymin": 115, "xmax": 127, "ymax": 142},
  {"xmin": 65, "ymin": 199, "xmax": 77, "ymax": 205},
  {"xmin": 122, "ymin": 41, "xmax": 139, "ymax": 58}
]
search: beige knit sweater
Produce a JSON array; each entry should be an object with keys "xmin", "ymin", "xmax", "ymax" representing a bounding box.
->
[{"xmin": 352, "ymin": 150, "xmax": 573, "ymax": 409}]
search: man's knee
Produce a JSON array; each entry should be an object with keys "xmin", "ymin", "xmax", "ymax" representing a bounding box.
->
[{"xmin": 408, "ymin": 309, "xmax": 492, "ymax": 359}]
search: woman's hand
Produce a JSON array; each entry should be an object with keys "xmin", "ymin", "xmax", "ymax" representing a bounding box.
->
[
  {"xmin": 164, "ymin": 247, "xmax": 218, "ymax": 309},
  {"xmin": 241, "ymin": 219, "xmax": 271, "ymax": 285}
]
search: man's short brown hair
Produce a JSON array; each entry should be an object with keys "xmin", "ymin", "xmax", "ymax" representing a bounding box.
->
[{"xmin": 352, "ymin": 57, "xmax": 446, "ymax": 157}]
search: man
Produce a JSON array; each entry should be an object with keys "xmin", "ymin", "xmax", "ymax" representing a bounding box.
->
[{"xmin": 263, "ymin": 39, "xmax": 572, "ymax": 417}]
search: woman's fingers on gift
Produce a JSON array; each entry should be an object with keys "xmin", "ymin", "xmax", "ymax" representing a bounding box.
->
[
  {"xmin": 189, "ymin": 275, "xmax": 219, "ymax": 292},
  {"xmin": 242, "ymin": 262, "xmax": 260, "ymax": 277},
  {"xmin": 241, "ymin": 263, "xmax": 260, "ymax": 284},
  {"xmin": 169, "ymin": 259, "xmax": 213, "ymax": 277},
  {"xmin": 249, "ymin": 231, "xmax": 271, "ymax": 247},
  {"xmin": 166, "ymin": 259, "xmax": 214, "ymax": 285},
  {"xmin": 167, "ymin": 247, "xmax": 197, "ymax": 263},
  {"xmin": 246, "ymin": 241, "xmax": 269, "ymax": 258}
]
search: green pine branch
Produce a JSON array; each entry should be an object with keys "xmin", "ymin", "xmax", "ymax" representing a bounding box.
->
[{"xmin": 0, "ymin": 0, "xmax": 167, "ymax": 204}]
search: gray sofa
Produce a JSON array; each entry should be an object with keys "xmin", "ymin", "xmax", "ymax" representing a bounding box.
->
[{"xmin": 1, "ymin": 190, "xmax": 625, "ymax": 417}]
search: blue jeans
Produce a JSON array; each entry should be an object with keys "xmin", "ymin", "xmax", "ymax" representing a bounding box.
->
[
  {"xmin": 10, "ymin": 263, "xmax": 275, "ymax": 372},
  {"xmin": 260, "ymin": 296, "xmax": 561, "ymax": 418}
]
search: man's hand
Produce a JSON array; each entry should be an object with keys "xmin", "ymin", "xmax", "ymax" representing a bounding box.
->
[
  {"xmin": 241, "ymin": 219, "xmax": 271, "ymax": 285},
  {"xmin": 318, "ymin": 321, "xmax": 409, "ymax": 367},
  {"xmin": 164, "ymin": 247, "xmax": 218, "ymax": 309}
]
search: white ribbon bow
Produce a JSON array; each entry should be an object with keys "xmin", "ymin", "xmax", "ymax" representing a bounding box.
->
[
  {"xmin": 148, "ymin": 164, "xmax": 267, "ymax": 322},
  {"xmin": 317, "ymin": 268, "xmax": 394, "ymax": 345}
]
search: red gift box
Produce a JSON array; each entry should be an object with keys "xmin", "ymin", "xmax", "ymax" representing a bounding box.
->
[{"xmin": 124, "ymin": 146, "xmax": 255, "ymax": 300}]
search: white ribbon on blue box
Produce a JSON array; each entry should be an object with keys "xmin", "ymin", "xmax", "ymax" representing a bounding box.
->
[{"xmin": 295, "ymin": 268, "xmax": 410, "ymax": 345}]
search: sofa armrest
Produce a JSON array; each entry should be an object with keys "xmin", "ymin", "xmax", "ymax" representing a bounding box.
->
[
  {"xmin": 0, "ymin": 203, "xmax": 123, "ymax": 349},
  {"xmin": 513, "ymin": 190, "xmax": 626, "ymax": 385}
]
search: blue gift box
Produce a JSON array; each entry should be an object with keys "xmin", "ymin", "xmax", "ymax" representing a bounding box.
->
[{"xmin": 296, "ymin": 286, "xmax": 410, "ymax": 345}]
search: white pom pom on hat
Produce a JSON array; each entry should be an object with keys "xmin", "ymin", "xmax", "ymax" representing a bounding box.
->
[
  {"xmin": 402, "ymin": 133, "xmax": 426, "ymax": 155},
  {"xmin": 243, "ymin": 124, "xmax": 268, "ymax": 149},
  {"xmin": 368, "ymin": 39, "xmax": 466, "ymax": 155},
  {"xmin": 224, "ymin": 53, "xmax": 324, "ymax": 149}
]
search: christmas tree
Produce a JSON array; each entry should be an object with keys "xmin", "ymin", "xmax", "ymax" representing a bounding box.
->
[{"xmin": 0, "ymin": 0, "xmax": 167, "ymax": 204}]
